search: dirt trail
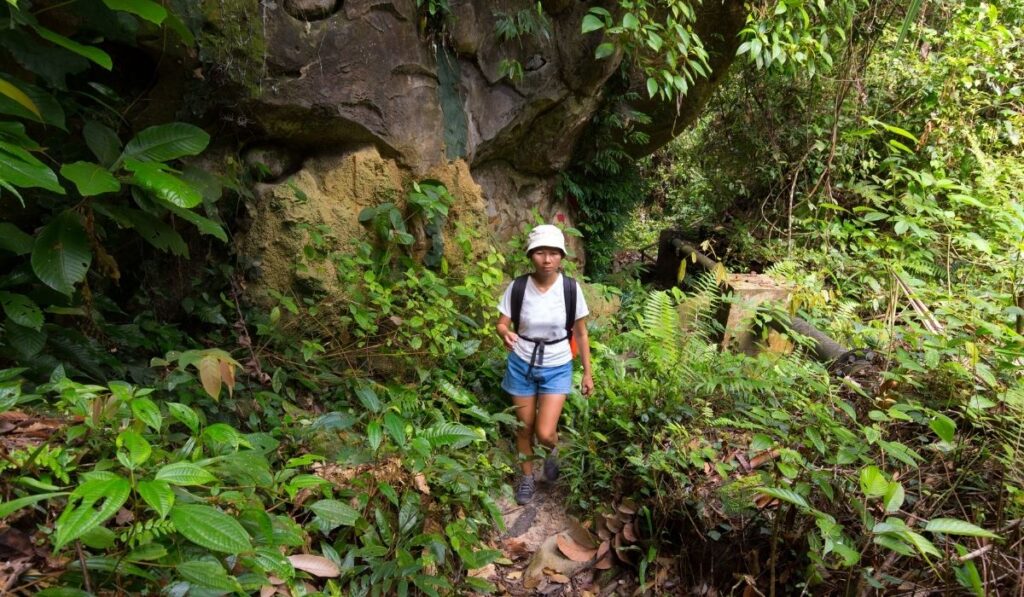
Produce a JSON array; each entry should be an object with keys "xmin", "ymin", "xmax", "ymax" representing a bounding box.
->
[{"xmin": 476, "ymin": 474, "xmax": 626, "ymax": 596}]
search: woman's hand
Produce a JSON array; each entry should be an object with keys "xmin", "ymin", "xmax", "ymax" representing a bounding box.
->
[
  {"xmin": 581, "ymin": 372, "xmax": 594, "ymax": 397},
  {"xmin": 501, "ymin": 329, "xmax": 519, "ymax": 351},
  {"xmin": 496, "ymin": 315, "xmax": 517, "ymax": 351}
]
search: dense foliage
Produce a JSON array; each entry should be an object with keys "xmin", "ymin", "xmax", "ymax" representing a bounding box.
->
[
  {"xmin": 582, "ymin": 0, "xmax": 1023, "ymax": 592},
  {"xmin": 1, "ymin": 0, "xmax": 1021, "ymax": 594}
]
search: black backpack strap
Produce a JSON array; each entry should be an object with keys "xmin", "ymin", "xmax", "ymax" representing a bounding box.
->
[
  {"xmin": 510, "ymin": 274, "xmax": 529, "ymax": 331},
  {"xmin": 563, "ymin": 275, "xmax": 577, "ymax": 338}
]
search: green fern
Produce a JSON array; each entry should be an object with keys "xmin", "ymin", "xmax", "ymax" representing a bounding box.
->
[{"xmin": 640, "ymin": 290, "xmax": 681, "ymax": 369}]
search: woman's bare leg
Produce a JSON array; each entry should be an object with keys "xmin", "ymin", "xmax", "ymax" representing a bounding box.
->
[
  {"xmin": 512, "ymin": 396, "xmax": 537, "ymax": 475},
  {"xmin": 535, "ymin": 394, "xmax": 567, "ymax": 449}
]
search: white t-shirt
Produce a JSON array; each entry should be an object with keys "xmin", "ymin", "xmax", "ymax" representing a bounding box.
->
[{"xmin": 498, "ymin": 274, "xmax": 590, "ymax": 367}]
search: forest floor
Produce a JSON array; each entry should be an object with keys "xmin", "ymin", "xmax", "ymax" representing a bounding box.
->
[{"xmin": 480, "ymin": 470, "xmax": 644, "ymax": 596}]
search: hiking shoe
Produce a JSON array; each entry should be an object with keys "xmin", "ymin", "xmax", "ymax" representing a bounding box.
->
[
  {"xmin": 514, "ymin": 475, "xmax": 536, "ymax": 505},
  {"xmin": 543, "ymin": 449, "xmax": 560, "ymax": 482}
]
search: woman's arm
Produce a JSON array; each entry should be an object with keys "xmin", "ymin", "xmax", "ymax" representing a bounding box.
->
[
  {"xmin": 574, "ymin": 317, "xmax": 593, "ymax": 396},
  {"xmin": 496, "ymin": 314, "xmax": 517, "ymax": 351}
]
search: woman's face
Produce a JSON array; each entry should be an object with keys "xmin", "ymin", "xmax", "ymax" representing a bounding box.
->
[{"xmin": 530, "ymin": 248, "xmax": 563, "ymax": 275}]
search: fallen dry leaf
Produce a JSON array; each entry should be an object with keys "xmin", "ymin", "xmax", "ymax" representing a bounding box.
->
[
  {"xmin": 622, "ymin": 522, "xmax": 638, "ymax": 543},
  {"xmin": 567, "ymin": 517, "xmax": 598, "ymax": 549},
  {"xmin": 617, "ymin": 498, "xmax": 637, "ymax": 515},
  {"xmin": 749, "ymin": 449, "xmax": 780, "ymax": 469},
  {"xmin": 260, "ymin": 586, "xmax": 276, "ymax": 597},
  {"xmin": 604, "ymin": 513, "xmax": 623, "ymax": 533},
  {"xmin": 414, "ymin": 473, "xmax": 430, "ymax": 494},
  {"xmin": 115, "ymin": 508, "xmax": 135, "ymax": 525},
  {"xmin": 502, "ymin": 538, "xmax": 531, "ymax": 560},
  {"xmin": 594, "ymin": 549, "xmax": 614, "ymax": 570},
  {"xmin": 549, "ymin": 573, "xmax": 570, "ymax": 584},
  {"xmin": 507, "ymin": 570, "xmax": 523, "ymax": 580},
  {"xmin": 595, "ymin": 540, "xmax": 610, "ymax": 562},
  {"xmin": 556, "ymin": 533, "xmax": 598, "ymax": 563},
  {"xmin": 288, "ymin": 554, "xmax": 340, "ymax": 578}
]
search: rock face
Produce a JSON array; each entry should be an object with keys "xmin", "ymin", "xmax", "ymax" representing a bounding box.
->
[
  {"xmin": 199, "ymin": 0, "xmax": 744, "ymax": 290},
  {"xmin": 237, "ymin": 145, "xmax": 489, "ymax": 297}
]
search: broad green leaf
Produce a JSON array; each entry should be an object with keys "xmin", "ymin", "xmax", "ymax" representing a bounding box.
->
[
  {"xmin": 859, "ymin": 466, "xmax": 890, "ymax": 498},
  {"xmin": 0, "ymin": 77, "xmax": 65, "ymax": 129},
  {"xmin": 121, "ymin": 122, "xmax": 210, "ymax": 163},
  {"xmin": 83, "ymin": 121, "xmax": 121, "ymax": 168},
  {"xmin": 0, "ymin": 491, "xmax": 67, "ymax": 518},
  {"xmin": 30, "ymin": 210, "xmax": 91, "ymax": 296},
  {"xmin": 904, "ymin": 529, "xmax": 941, "ymax": 558},
  {"xmin": 879, "ymin": 440, "xmax": 922, "ymax": 468},
  {"xmin": 421, "ymin": 422, "xmax": 480, "ymax": 449},
  {"xmin": 594, "ymin": 42, "xmax": 615, "ymax": 59},
  {"xmin": 116, "ymin": 430, "xmax": 151, "ymax": 469},
  {"xmin": 882, "ymin": 122, "xmax": 918, "ymax": 143},
  {"xmin": 309, "ymin": 499, "xmax": 361, "ymax": 529},
  {"xmin": 32, "ymin": 26, "xmax": 112, "ymax": 70},
  {"xmin": 60, "ymin": 161, "xmax": 119, "ymax": 196},
  {"xmin": 622, "ymin": 12, "xmax": 639, "ymax": 29},
  {"xmin": 646, "ymin": 77, "xmax": 658, "ymax": 98},
  {"xmin": 581, "ymin": 14, "xmax": 604, "ymax": 33},
  {"xmin": 0, "ymin": 223, "xmax": 33, "ymax": 255},
  {"xmin": 4, "ymin": 320, "xmax": 46, "ymax": 358},
  {"xmin": 127, "ymin": 161, "xmax": 202, "ymax": 208},
  {"xmin": 202, "ymin": 423, "xmax": 248, "ymax": 448},
  {"xmin": 367, "ymin": 419, "xmax": 383, "ymax": 450},
  {"xmin": 0, "ymin": 142, "xmax": 64, "ymax": 193},
  {"xmin": 251, "ymin": 547, "xmax": 294, "ymax": 580},
  {"xmin": 435, "ymin": 378, "xmax": 474, "ymax": 405},
  {"xmin": 155, "ymin": 462, "xmax": 217, "ymax": 486},
  {"xmin": 131, "ymin": 397, "xmax": 162, "ymax": 431},
  {"xmin": 883, "ymin": 482, "xmax": 905, "ymax": 513},
  {"xmin": 167, "ymin": 402, "xmax": 200, "ymax": 433},
  {"xmin": 126, "ymin": 543, "xmax": 168, "ymax": 561},
  {"xmin": 929, "ymin": 414, "xmax": 956, "ymax": 443},
  {"xmin": 102, "ymin": 0, "xmax": 168, "ymax": 24},
  {"xmin": 93, "ymin": 203, "xmax": 188, "ymax": 256},
  {"xmin": 80, "ymin": 525, "xmax": 116, "ymax": 549},
  {"xmin": 164, "ymin": 12, "xmax": 196, "ymax": 45},
  {"xmin": 355, "ymin": 384, "xmax": 382, "ymax": 412},
  {"xmin": 54, "ymin": 475, "xmax": 131, "ymax": 549},
  {"xmin": 0, "ymin": 291, "xmax": 43, "ymax": 330},
  {"xmin": 176, "ymin": 559, "xmax": 242, "ymax": 592},
  {"xmin": 170, "ymin": 504, "xmax": 253, "ymax": 554},
  {"xmin": 0, "ymin": 77, "xmax": 40, "ymax": 118},
  {"xmin": 160, "ymin": 201, "xmax": 228, "ymax": 242},
  {"xmin": 136, "ymin": 479, "xmax": 174, "ymax": 518},
  {"xmin": 925, "ymin": 518, "xmax": 999, "ymax": 539},
  {"xmin": 757, "ymin": 486, "xmax": 809, "ymax": 509},
  {"xmin": 873, "ymin": 534, "xmax": 915, "ymax": 556},
  {"xmin": 383, "ymin": 412, "xmax": 407, "ymax": 446}
]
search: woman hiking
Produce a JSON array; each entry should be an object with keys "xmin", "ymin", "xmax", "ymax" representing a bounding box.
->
[{"xmin": 496, "ymin": 224, "xmax": 593, "ymax": 505}]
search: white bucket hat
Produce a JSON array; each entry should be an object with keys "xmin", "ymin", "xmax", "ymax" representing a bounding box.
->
[{"xmin": 525, "ymin": 224, "xmax": 566, "ymax": 256}]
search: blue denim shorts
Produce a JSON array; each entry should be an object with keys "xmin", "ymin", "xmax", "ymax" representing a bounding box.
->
[{"xmin": 502, "ymin": 353, "xmax": 574, "ymax": 397}]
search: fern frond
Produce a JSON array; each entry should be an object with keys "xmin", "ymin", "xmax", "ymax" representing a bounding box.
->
[{"xmin": 641, "ymin": 290, "xmax": 681, "ymax": 368}]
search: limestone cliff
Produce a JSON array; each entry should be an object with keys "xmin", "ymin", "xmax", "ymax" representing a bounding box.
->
[{"xmin": 193, "ymin": 0, "xmax": 744, "ymax": 289}]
